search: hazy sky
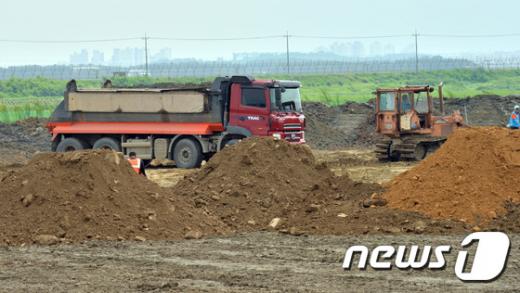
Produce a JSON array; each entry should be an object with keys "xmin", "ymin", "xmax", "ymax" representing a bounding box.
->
[{"xmin": 1, "ymin": 0, "xmax": 519, "ymax": 66}]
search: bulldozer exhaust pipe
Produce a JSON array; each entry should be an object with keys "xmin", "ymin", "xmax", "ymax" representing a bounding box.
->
[{"xmin": 438, "ymin": 82, "xmax": 445, "ymax": 115}]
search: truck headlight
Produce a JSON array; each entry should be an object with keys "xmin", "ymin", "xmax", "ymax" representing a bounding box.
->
[{"xmin": 273, "ymin": 133, "xmax": 282, "ymax": 140}]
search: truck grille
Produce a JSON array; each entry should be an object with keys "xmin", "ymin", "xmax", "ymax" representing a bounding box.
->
[{"xmin": 284, "ymin": 123, "xmax": 301, "ymax": 132}]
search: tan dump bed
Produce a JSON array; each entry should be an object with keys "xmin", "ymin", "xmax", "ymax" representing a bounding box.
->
[{"xmin": 67, "ymin": 89, "xmax": 207, "ymax": 113}]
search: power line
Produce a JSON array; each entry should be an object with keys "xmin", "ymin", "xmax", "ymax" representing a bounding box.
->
[
  {"xmin": 0, "ymin": 33, "xmax": 520, "ymax": 44},
  {"xmin": 2, "ymin": 32, "xmax": 520, "ymax": 44},
  {"xmin": 150, "ymin": 35, "xmax": 285, "ymax": 41},
  {"xmin": 290, "ymin": 34, "xmax": 412, "ymax": 39},
  {"xmin": 0, "ymin": 37, "xmax": 141, "ymax": 44},
  {"xmin": 421, "ymin": 33, "xmax": 520, "ymax": 38},
  {"xmin": 286, "ymin": 31, "xmax": 290, "ymax": 75},
  {"xmin": 414, "ymin": 31, "xmax": 419, "ymax": 73},
  {"xmin": 144, "ymin": 34, "xmax": 149, "ymax": 76}
]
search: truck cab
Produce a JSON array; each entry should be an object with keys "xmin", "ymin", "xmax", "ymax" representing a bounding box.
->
[{"xmin": 214, "ymin": 76, "xmax": 305, "ymax": 147}]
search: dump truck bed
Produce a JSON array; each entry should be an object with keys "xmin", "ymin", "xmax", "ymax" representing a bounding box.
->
[
  {"xmin": 67, "ymin": 88, "xmax": 207, "ymax": 113},
  {"xmin": 49, "ymin": 83, "xmax": 224, "ymax": 125}
]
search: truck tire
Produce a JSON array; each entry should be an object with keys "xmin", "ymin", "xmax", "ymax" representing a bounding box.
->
[
  {"xmin": 173, "ymin": 138, "xmax": 202, "ymax": 169},
  {"xmin": 223, "ymin": 139, "xmax": 240, "ymax": 147},
  {"xmin": 220, "ymin": 135, "xmax": 244, "ymax": 150},
  {"xmin": 56, "ymin": 138, "xmax": 87, "ymax": 152},
  {"xmin": 93, "ymin": 137, "xmax": 121, "ymax": 152}
]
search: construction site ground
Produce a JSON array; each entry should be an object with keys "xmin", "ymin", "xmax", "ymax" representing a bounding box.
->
[
  {"xmin": 2, "ymin": 233, "xmax": 519, "ymax": 292},
  {"xmin": 1, "ymin": 145, "xmax": 518, "ymax": 292},
  {"xmin": 1, "ymin": 95, "xmax": 519, "ymax": 292}
]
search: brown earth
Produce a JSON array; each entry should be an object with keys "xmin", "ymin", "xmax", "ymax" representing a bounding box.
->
[
  {"xmin": 0, "ymin": 118, "xmax": 51, "ymax": 165},
  {"xmin": 0, "ymin": 150, "xmax": 228, "ymax": 245},
  {"xmin": 175, "ymin": 137, "xmax": 466, "ymax": 235},
  {"xmin": 3, "ymin": 233, "xmax": 520, "ymax": 292},
  {"xmin": 441, "ymin": 95, "xmax": 520, "ymax": 126},
  {"xmin": 303, "ymin": 101, "xmax": 382, "ymax": 149},
  {"xmin": 384, "ymin": 127, "xmax": 520, "ymax": 226}
]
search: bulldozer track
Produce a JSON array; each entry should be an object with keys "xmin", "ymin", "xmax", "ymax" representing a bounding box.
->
[{"xmin": 374, "ymin": 137, "xmax": 446, "ymax": 161}]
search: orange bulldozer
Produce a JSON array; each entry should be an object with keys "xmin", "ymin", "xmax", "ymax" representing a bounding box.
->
[{"xmin": 374, "ymin": 82, "xmax": 464, "ymax": 161}]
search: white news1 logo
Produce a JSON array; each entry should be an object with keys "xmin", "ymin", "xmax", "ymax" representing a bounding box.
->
[{"xmin": 342, "ymin": 232, "xmax": 511, "ymax": 282}]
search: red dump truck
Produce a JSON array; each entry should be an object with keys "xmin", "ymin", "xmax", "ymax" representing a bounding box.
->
[{"xmin": 47, "ymin": 76, "xmax": 305, "ymax": 168}]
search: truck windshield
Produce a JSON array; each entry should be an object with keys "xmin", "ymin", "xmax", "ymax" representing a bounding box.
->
[
  {"xmin": 379, "ymin": 92, "xmax": 396, "ymax": 111},
  {"xmin": 270, "ymin": 88, "xmax": 302, "ymax": 113}
]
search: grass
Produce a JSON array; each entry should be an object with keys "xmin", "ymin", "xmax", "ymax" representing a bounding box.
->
[
  {"xmin": 1, "ymin": 68, "xmax": 520, "ymax": 122},
  {"xmin": 0, "ymin": 97, "xmax": 60, "ymax": 123}
]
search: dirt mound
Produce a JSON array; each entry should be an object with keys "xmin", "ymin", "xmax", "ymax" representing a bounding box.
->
[
  {"xmin": 303, "ymin": 102, "xmax": 351, "ymax": 149},
  {"xmin": 0, "ymin": 150, "xmax": 227, "ymax": 244},
  {"xmin": 442, "ymin": 95, "xmax": 520, "ymax": 126},
  {"xmin": 176, "ymin": 137, "xmax": 465, "ymax": 235},
  {"xmin": 0, "ymin": 118, "xmax": 51, "ymax": 165},
  {"xmin": 303, "ymin": 101, "xmax": 384, "ymax": 149},
  {"xmin": 383, "ymin": 127, "xmax": 520, "ymax": 226}
]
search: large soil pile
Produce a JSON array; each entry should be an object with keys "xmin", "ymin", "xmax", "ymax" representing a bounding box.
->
[
  {"xmin": 384, "ymin": 127, "xmax": 520, "ymax": 226},
  {"xmin": 175, "ymin": 137, "xmax": 465, "ymax": 235},
  {"xmin": 0, "ymin": 150, "xmax": 228, "ymax": 244}
]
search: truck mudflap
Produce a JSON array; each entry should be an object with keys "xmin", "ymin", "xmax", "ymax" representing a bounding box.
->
[{"xmin": 48, "ymin": 122, "xmax": 225, "ymax": 139}]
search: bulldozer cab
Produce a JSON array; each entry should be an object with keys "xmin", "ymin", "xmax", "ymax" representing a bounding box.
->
[{"xmin": 375, "ymin": 85, "xmax": 437, "ymax": 137}]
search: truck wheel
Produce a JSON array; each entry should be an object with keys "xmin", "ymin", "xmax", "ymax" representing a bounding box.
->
[
  {"xmin": 173, "ymin": 138, "xmax": 202, "ymax": 169},
  {"xmin": 93, "ymin": 137, "xmax": 121, "ymax": 152},
  {"xmin": 223, "ymin": 139, "xmax": 240, "ymax": 147},
  {"xmin": 56, "ymin": 138, "xmax": 87, "ymax": 152},
  {"xmin": 220, "ymin": 136, "xmax": 244, "ymax": 150}
]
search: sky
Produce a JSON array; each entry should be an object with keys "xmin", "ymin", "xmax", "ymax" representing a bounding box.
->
[{"xmin": 1, "ymin": 0, "xmax": 520, "ymax": 66}]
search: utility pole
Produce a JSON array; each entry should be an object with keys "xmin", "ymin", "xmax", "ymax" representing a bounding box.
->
[
  {"xmin": 144, "ymin": 33, "xmax": 149, "ymax": 76},
  {"xmin": 286, "ymin": 31, "xmax": 290, "ymax": 75},
  {"xmin": 414, "ymin": 30, "xmax": 419, "ymax": 73}
]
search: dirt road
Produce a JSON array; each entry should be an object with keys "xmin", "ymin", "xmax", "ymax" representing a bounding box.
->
[{"xmin": 1, "ymin": 232, "xmax": 517, "ymax": 292}]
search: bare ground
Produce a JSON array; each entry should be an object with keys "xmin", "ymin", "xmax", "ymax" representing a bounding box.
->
[
  {"xmin": 1, "ymin": 150, "xmax": 513, "ymax": 292},
  {"xmin": 0, "ymin": 233, "xmax": 518, "ymax": 292},
  {"xmin": 0, "ymin": 114, "xmax": 516, "ymax": 292}
]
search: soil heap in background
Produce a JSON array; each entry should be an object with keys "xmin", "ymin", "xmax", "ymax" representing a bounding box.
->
[
  {"xmin": 303, "ymin": 101, "xmax": 383, "ymax": 149},
  {"xmin": 384, "ymin": 127, "xmax": 520, "ymax": 226},
  {"xmin": 0, "ymin": 150, "xmax": 228, "ymax": 245},
  {"xmin": 303, "ymin": 102, "xmax": 351, "ymax": 149},
  {"xmin": 0, "ymin": 118, "xmax": 51, "ymax": 165},
  {"xmin": 175, "ymin": 137, "xmax": 465, "ymax": 235},
  {"xmin": 441, "ymin": 95, "xmax": 520, "ymax": 126}
]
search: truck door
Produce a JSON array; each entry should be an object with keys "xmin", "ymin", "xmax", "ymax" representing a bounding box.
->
[{"xmin": 229, "ymin": 83, "xmax": 270, "ymax": 136}]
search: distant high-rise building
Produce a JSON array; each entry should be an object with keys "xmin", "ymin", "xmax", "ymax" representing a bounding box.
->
[
  {"xmin": 91, "ymin": 50, "xmax": 105, "ymax": 64},
  {"xmin": 369, "ymin": 42, "xmax": 383, "ymax": 56},
  {"xmin": 69, "ymin": 49, "xmax": 89, "ymax": 65},
  {"xmin": 133, "ymin": 48, "xmax": 145, "ymax": 66},
  {"xmin": 351, "ymin": 42, "xmax": 364, "ymax": 58},
  {"xmin": 110, "ymin": 47, "xmax": 145, "ymax": 66},
  {"xmin": 151, "ymin": 48, "xmax": 172, "ymax": 63}
]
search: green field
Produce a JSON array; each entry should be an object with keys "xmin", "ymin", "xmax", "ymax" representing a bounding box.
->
[{"xmin": 1, "ymin": 68, "xmax": 520, "ymax": 122}]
